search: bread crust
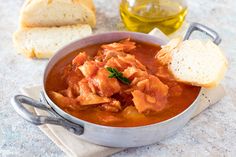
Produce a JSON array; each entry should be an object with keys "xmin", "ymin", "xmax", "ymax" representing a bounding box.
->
[{"xmin": 155, "ymin": 37, "xmax": 182, "ymax": 65}]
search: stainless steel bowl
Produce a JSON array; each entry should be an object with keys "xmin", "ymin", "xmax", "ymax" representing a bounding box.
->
[{"xmin": 11, "ymin": 23, "xmax": 221, "ymax": 147}]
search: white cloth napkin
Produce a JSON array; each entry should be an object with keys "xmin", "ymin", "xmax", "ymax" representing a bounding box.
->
[{"xmin": 20, "ymin": 27, "xmax": 225, "ymax": 157}]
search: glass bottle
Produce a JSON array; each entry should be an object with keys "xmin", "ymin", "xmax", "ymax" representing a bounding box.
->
[{"xmin": 120, "ymin": 0, "xmax": 187, "ymax": 34}]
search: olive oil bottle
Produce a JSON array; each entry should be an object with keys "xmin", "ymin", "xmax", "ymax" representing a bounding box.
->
[{"xmin": 120, "ymin": 0, "xmax": 187, "ymax": 34}]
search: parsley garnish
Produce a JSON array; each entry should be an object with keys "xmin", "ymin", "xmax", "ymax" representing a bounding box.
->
[{"xmin": 106, "ymin": 67, "xmax": 131, "ymax": 85}]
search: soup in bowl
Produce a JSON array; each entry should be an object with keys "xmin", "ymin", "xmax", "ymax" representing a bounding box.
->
[
  {"xmin": 12, "ymin": 30, "xmax": 210, "ymax": 147},
  {"xmin": 46, "ymin": 38, "xmax": 200, "ymax": 127}
]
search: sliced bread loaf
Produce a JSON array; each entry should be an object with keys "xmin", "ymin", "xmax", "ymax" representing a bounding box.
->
[
  {"xmin": 13, "ymin": 24, "xmax": 92, "ymax": 58},
  {"xmin": 20, "ymin": 0, "xmax": 96, "ymax": 27},
  {"xmin": 156, "ymin": 39, "xmax": 228, "ymax": 88}
]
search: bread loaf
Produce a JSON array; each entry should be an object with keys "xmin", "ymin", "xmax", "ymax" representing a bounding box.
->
[{"xmin": 20, "ymin": 0, "xmax": 96, "ymax": 27}]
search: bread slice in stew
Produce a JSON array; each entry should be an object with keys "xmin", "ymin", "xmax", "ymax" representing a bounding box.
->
[{"xmin": 156, "ymin": 39, "xmax": 228, "ymax": 88}]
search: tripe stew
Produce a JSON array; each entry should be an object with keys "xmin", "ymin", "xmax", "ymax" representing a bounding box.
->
[{"xmin": 46, "ymin": 39, "xmax": 200, "ymax": 127}]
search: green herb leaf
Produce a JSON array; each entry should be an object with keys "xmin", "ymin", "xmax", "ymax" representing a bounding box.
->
[{"xmin": 106, "ymin": 67, "xmax": 131, "ymax": 85}]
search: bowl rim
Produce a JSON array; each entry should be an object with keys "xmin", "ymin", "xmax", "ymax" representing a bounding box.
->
[{"xmin": 43, "ymin": 31, "xmax": 202, "ymax": 130}]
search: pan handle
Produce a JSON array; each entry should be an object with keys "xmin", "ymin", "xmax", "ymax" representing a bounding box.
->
[
  {"xmin": 11, "ymin": 95, "xmax": 84, "ymax": 135},
  {"xmin": 184, "ymin": 22, "xmax": 221, "ymax": 45}
]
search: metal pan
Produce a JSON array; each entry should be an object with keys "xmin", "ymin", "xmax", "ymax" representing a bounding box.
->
[{"xmin": 11, "ymin": 23, "xmax": 221, "ymax": 147}]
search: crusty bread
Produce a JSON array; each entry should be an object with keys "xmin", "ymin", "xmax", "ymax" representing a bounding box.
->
[
  {"xmin": 156, "ymin": 37, "xmax": 182, "ymax": 65},
  {"xmin": 156, "ymin": 39, "xmax": 228, "ymax": 88},
  {"xmin": 20, "ymin": 0, "xmax": 96, "ymax": 28},
  {"xmin": 13, "ymin": 24, "xmax": 92, "ymax": 58}
]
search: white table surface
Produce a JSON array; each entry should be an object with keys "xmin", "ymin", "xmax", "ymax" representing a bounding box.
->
[{"xmin": 0, "ymin": 0, "xmax": 236, "ymax": 156}]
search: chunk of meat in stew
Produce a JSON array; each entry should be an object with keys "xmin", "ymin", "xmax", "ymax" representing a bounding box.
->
[
  {"xmin": 72, "ymin": 52, "xmax": 88, "ymax": 66},
  {"xmin": 101, "ymin": 38, "xmax": 136, "ymax": 54},
  {"xmin": 49, "ymin": 91, "xmax": 80, "ymax": 110},
  {"xmin": 89, "ymin": 68, "xmax": 121, "ymax": 97},
  {"xmin": 131, "ymin": 75, "xmax": 169, "ymax": 114},
  {"xmin": 77, "ymin": 79, "xmax": 111, "ymax": 105}
]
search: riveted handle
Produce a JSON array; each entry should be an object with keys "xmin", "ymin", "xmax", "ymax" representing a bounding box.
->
[
  {"xmin": 11, "ymin": 95, "xmax": 84, "ymax": 135},
  {"xmin": 184, "ymin": 22, "xmax": 221, "ymax": 45}
]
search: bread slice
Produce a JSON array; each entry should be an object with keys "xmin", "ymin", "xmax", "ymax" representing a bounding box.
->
[
  {"xmin": 13, "ymin": 24, "xmax": 92, "ymax": 58},
  {"xmin": 156, "ymin": 39, "xmax": 228, "ymax": 88},
  {"xmin": 20, "ymin": 0, "xmax": 96, "ymax": 28}
]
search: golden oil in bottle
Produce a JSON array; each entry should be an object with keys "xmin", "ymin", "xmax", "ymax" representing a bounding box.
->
[{"xmin": 120, "ymin": 0, "xmax": 187, "ymax": 34}]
